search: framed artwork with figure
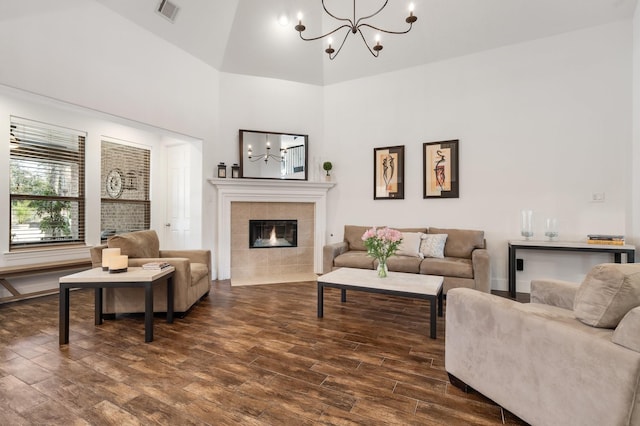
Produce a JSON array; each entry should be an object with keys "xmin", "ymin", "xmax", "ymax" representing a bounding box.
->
[
  {"xmin": 374, "ymin": 145, "xmax": 404, "ymax": 200},
  {"xmin": 423, "ymin": 140, "xmax": 459, "ymax": 199}
]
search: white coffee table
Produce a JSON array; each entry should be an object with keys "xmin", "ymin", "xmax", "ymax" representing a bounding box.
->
[
  {"xmin": 59, "ymin": 266, "xmax": 175, "ymax": 344},
  {"xmin": 317, "ymin": 267, "xmax": 444, "ymax": 339}
]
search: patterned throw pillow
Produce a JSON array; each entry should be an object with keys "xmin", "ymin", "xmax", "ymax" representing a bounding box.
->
[
  {"xmin": 420, "ymin": 234, "xmax": 448, "ymax": 258},
  {"xmin": 396, "ymin": 232, "xmax": 424, "ymax": 258}
]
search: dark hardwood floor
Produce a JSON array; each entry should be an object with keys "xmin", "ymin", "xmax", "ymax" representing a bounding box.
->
[{"xmin": 0, "ymin": 281, "xmax": 528, "ymax": 425}]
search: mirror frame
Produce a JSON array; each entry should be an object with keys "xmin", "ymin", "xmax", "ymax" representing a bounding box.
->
[{"xmin": 239, "ymin": 129, "xmax": 309, "ymax": 180}]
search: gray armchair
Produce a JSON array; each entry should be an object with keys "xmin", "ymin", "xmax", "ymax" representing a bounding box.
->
[
  {"xmin": 90, "ymin": 230, "xmax": 211, "ymax": 315},
  {"xmin": 445, "ymin": 263, "xmax": 640, "ymax": 426}
]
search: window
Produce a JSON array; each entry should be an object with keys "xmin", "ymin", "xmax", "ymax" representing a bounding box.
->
[
  {"xmin": 9, "ymin": 117, "xmax": 85, "ymax": 249},
  {"xmin": 100, "ymin": 140, "xmax": 150, "ymax": 241}
]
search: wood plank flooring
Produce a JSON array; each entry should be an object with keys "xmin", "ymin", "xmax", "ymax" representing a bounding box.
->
[{"xmin": 0, "ymin": 280, "xmax": 528, "ymax": 425}]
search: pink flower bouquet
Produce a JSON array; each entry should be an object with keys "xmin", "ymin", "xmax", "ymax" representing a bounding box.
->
[{"xmin": 361, "ymin": 227, "xmax": 403, "ymax": 277}]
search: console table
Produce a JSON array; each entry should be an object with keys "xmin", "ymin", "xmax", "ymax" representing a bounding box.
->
[
  {"xmin": 508, "ymin": 240, "xmax": 636, "ymax": 298},
  {"xmin": 59, "ymin": 266, "xmax": 175, "ymax": 344}
]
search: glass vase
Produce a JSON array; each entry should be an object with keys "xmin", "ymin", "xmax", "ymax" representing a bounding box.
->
[
  {"xmin": 521, "ymin": 209, "xmax": 534, "ymax": 240},
  {"xmin": 545, "ymin": 218, "xmax": 558, "ymax": 241},
  {"xmin": 377, "ymin": 260, "xmax": 388, "ymax": 278}
]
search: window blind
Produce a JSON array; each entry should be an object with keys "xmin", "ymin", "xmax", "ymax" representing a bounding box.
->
[{"xmin": 9, "ymin": 117, "xmax": 86, "ymax": 249}]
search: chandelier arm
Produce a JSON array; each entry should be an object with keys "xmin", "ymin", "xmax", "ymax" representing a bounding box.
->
[
  {"xmin": 358, "ymin": 22, "xmax": 414, "ymax": 36},
  {"xmin": 328, "ymin": 29, "xmax": 352, "ymax": 60},
  {"xmin": 357, "ymin": 28, "xmax": 380, "ymax": 58},
  {"xmin": 354, "ymin": 0, "xmax": 390, "ymax": 28},
  {"xmin": 321, "ymin": 0, "xmax": 354, "ymax": 26},
  {"xmin": 298, "ymin": 24, "xmax": 352, "ymax": 42}
]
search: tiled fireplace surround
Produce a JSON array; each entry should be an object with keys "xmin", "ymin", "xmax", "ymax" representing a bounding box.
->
[{"xmin": 211, "ymin": 179, "xmax": 335, "ymax": 285}]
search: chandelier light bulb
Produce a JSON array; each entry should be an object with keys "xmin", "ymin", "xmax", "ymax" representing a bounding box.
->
[
  {"xmin": 409, "ymin": 3, "xmax": 415, "ymax": 13},
  {"xmin": 297, "ymin": 12, "xmax": 303, "ymax": 21},
  {"xmin": 373, "ymin": 33, "xmax": 383, "ymax": 52},
  {"xmin": 325, "ymin": 36, "xmax": 335, "ymax": 55}
]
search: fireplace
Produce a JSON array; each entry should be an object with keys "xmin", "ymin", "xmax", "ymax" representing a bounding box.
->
[{"xmin": 249, "ymin": 219, "xmax": 297, "ymax": 248}]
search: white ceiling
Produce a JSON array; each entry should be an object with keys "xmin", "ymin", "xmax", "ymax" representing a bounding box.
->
[{"xmin": 95, "ymin": 0, "xmax": 638, "ymax": 86}]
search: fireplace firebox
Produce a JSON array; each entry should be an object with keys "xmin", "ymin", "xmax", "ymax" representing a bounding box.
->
[{"xmin": 249, "ymin": 220, "xmax": 297, "ymax": 248}]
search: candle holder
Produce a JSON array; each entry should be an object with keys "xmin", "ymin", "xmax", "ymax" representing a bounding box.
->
[
  {"xmin": 102, "ymin": 248, "xmax": 121, "ymax": 271},
  {"xmin": 217, "ymin": 162, "xmax": 227, "ymax": 178},
  {"xmin": 109, "ymin": 255, "xmax": 129, "ymax": 273}
]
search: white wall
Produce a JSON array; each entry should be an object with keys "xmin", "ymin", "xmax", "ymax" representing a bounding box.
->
[
  {"xmin": 216, "ymin": 72, "xmax": 324, "ymax": 174},
  {"xmin": 0, "ymin": 0, "xmax": 219, "ymax": 298},
  {"xmin": 323, "ymin": 21, "xmax": 633, "ymax": 291},
  {"xmin": 0, "ymin": 1, "xmax": 219, "ymax": 252}
]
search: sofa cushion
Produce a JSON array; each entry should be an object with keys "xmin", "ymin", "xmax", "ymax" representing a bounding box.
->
[
  {"xmin": 612, "ymin": 307, "xmax": 640, "ymax": 352},
  {"xmin": 396, "ymin": 232, "xmax": 424, "ymax": 258},
  {"xmin": 420, "ymin": 257, "xmax": 474, "ymax": 279},
  {"xmin": 397, "ymin": 227, "xmax": 428, "ymax": 233},
  {"xmin": 574, "ymin": 263, "xmax": 640, "ymax": 328},
  {"xmin": 107, "ymin": 230, "xmax": 160, "ymax": 258},
  {"xmin": 344, "ymin": 225, "xmax": 375, "ymax": 251},
  {"xmin": 191, "ymin": 263, "xmax": 209, "ymax": 286},
  {"xmin": 420, "ymin": 234, "xmax": 448, "ymax": 258},
  {"xmin": 334, "ymin": 251, "xmax": 375, "ymax": 269},
  {"xmin": 429, "ymin": 227, "xmax": 484, "ymax": 259},
  {"xmin": 387, "ymin": 255, "xmax": 422, "ymax": 273}
]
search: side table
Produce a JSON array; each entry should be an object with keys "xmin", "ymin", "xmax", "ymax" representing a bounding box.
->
[
  {"xmin": 508, "ymin": 240, "xmax": 635, "ymax": 298},
  {"xmin": 59, "ymin": 266, "xmax": 175, "ymax": 344}
]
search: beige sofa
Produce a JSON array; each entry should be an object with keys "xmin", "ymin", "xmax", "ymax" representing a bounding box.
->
[
  {"xmin": 323, "ymin": 225, "xmax": 490, "ymax": 293},
  {"xmin": 90, "ymin": 230, "xmax": 211, "ymax": 315},
  {"xmin": 446, "ymin": 263, "xmax": 640, "ymax": 426}
]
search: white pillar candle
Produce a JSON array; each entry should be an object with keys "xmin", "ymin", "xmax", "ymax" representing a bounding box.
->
[
  {"xmin": 109, "ymin": 255, "xmax": 128, "ymax": 273},
  {"xmin": 102, "ymin": 248, "xmax": 121, "ymax": 271}
]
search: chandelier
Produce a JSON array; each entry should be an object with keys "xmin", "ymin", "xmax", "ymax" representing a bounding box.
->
[
  {"xmin": 247, "ymin": 137, "xmax": 287, "ymax": 164},
  {"xmin": 295, "ymin": 0, "xmax": 417, "ymax": 60}
]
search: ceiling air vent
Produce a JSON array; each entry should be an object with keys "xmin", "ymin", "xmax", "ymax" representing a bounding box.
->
[{"xmin": 157, "ymin": 0, "xmax": 179, "ymax": 23}]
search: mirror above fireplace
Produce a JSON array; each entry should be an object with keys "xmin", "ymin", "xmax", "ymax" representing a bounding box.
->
[{"xmin": 239, "ymin": 129, "xmax": 308, "ymax": 180}]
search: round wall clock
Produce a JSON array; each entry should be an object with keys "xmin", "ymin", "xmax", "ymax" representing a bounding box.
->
[{"xmin": 106, "ymin": 168, "xmax": 124, "ymax": 198}]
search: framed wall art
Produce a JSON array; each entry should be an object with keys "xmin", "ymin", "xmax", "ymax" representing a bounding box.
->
[
  {"xmin": 423, "ymin": 140, "xmax": 459, "ymax": 199},
  {"xmin": 374, "ymin": 145, "xmax": 404, "ymax": 200}
]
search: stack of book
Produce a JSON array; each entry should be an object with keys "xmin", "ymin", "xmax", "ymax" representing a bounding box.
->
[
  {"xmin": 142, "ymin": 261, "xmax": 171, "ymax": 270},
  {"xmin": 587, "ymin": 234, "xmax": 625, "ymax": 245}
]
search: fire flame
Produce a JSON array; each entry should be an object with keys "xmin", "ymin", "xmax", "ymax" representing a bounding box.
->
[{"xmin": 269, "ymin": 226, "xmax": 277, "ymax": 245}]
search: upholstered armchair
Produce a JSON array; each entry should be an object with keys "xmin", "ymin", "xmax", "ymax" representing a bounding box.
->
[
  {"xmin": 445, "ymin": 263, "xmax": 640, "ymax": 426},
  {"xmin": 90, "ymin": 230, "xmax": 211, "ymax": 315}
]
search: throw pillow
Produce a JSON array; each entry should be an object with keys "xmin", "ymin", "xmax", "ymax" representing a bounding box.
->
[
  {"xmin": 420, "ymin": 234, "xmax": 448, "ymax": 259},
  {"xmin": 573, "ymin": 263, "xmax": 640, "ymax": 328},
  {"xmin": 396, "ymin": 232, "xmax": 424, "ymax": 258}
]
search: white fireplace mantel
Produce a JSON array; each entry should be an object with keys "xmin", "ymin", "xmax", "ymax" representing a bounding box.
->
[{"xmin": 208, "ymin": 178, "xmax": 336, "ymax": 280}]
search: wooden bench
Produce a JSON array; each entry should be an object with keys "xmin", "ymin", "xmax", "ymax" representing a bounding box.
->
[{"xmin": 0, "ymin": 259, "xmax": 92, "ymax": 304}]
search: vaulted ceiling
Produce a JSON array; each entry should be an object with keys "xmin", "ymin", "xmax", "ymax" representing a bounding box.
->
[{"xmin": 95, "ymin": 0, "xmax": 637, "ymax": 86}]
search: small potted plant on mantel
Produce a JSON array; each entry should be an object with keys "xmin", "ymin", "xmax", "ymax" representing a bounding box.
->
[{"xmin": 323, "ymin": 161, "xmax": 333, "ymax": 181}]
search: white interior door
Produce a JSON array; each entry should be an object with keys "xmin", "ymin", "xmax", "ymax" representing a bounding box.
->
[{"xmin": 165, "ymin": 143, "xmax": 191, "ymax": 249}]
